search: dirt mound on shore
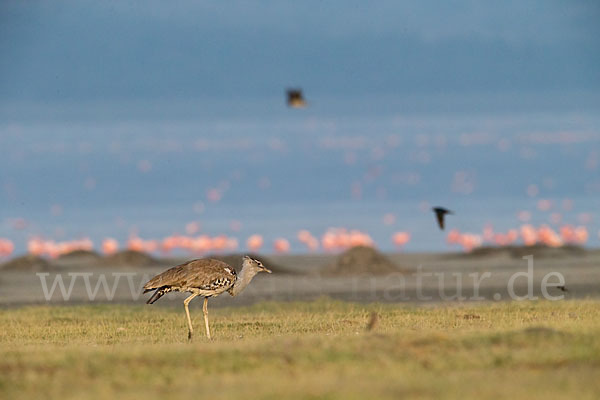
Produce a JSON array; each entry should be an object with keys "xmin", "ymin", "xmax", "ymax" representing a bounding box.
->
[
  {"xmin": 57, "ymin": 249, "xmax": 102, "ymax": 262},
  {"xmin": 209, "ymin": 253, "xmax": 292, "ymax": 274},
  {"xmin": 1, "ymin": 255, "xmax": 51, "ymax": 271},
  {"xmin": 102, "ymin": 250, "xmax": 157, "ymax": 267},
  {"xmin": 466, "ymin": 244, "xmax": 586, "ymax": 259},
  {"xmin": 320, "ymin": 246, "xmax": 403, "ymax": 276}
]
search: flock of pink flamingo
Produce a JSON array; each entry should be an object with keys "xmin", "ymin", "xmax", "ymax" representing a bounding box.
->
[
  {"xmin": 447, "ymin": 224, "xmax": 590, "ymax": 252},
  {"xmin": 0, "ymin": 194, "xmax": 595, "ymax": 260},
  {"xmin": 0, "ymin": 221, "xmax": 594, "ymax": 260}
]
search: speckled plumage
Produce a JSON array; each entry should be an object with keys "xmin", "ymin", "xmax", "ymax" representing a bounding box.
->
[{"xmin": 143, "ymin": 258, "xmax": 237, "ymax": 303}]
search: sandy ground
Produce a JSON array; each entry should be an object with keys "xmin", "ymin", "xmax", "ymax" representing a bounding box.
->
[{"xmin": 0, "ymin": 250, "xmax": 598, "ymax": 307}]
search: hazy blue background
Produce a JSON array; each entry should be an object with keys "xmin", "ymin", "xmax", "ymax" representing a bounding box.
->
[{"xmin": 1, "ymin": 1, "xmax": 599, "ymax": 253}]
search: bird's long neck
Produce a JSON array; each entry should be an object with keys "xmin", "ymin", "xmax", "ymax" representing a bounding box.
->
[{"xmin": 230, "ymin": 264, "xmax": 258, "ymax": 297}]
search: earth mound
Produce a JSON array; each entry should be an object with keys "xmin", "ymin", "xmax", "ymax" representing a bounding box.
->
[
  {"xmin": 320, "ymin": 246, "xmax": 403, "ymax": 276},
  {"xmin": 1, "ymin": 255, "xmax": 51, "ymax": 271},
  {"xmin": 102, "ymin": 250, "xmax": 157, "ymax": 267},
  {"xmin": 57, "ymin": 249, "xmax": 102, "ymax": 262}
]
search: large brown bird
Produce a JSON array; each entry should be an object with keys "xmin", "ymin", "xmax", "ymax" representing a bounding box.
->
[
  {"xmin": 143, "ymin": 256, "xmax": 271, "ymax": 340},
  {"xmin": 286, "ymin": 88, "xmax": 307, "ymax": 108},
  {"xmin": 432, "ymin": 207, "xmax": 453, "ymax": 230}
]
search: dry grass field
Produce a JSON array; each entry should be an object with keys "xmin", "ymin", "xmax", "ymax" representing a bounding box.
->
[{"xmin": 1, "ymin": 299, "xmax": 600, "ymax": 399}]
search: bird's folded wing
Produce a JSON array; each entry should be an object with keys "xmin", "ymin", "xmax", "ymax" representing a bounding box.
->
[{"xmin": 143, "ymin": 258, "xmax": 235, "ymax": 290}]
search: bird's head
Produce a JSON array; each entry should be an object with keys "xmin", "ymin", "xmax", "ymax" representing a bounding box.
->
[{"xmin": 243, "ymin": 255, "xmax": 272, "ymax": 274}]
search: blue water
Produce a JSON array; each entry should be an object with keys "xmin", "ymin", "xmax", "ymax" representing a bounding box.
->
[{"xmin": 1, "ymin": 102, "xmax": 599, "ymax": 253}]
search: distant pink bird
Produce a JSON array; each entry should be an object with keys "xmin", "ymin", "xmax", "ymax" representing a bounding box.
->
[
  {"xmin": 392, "ymin": 232, "xmax": 411, "ymax": 248},
  {"xmin": 247, "ymin": 234, "xmax": 264, "ymax": 252},
  {"xmin": 273, "ymin": 238, "xmax": 290, "ymax": 253},
  {"xmin": 102, "ymin": 238, "xmax": 119, "ymax": 255},
  {"xmin": 0, "ymin": 239, "xmax": 14, "ymax": 258}
]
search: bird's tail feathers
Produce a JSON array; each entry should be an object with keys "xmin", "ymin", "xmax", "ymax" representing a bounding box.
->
[{"xmin": 146, "ymin": 288, "xmax": 166, "ymax": 304}]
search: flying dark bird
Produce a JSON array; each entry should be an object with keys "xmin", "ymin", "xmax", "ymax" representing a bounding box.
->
[
  {"xmin": 286, "ymin": 88, "xmax": 307, "ymax": 108},
  {"xmin": 553, "ymin": 285, "xmax": 568, "ymax": 292},
  {"xmin": 432, "ymin": 207, "xmax": 453, "ymax": 230},
  {"xmin": 143, "ymin": 256, "xmax": 272, "ymax": 340}
]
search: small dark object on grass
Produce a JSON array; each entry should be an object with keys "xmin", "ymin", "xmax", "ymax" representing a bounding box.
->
[{"xmin": 366, "ymin": 312, "xmax": 379, "ymax": 332}]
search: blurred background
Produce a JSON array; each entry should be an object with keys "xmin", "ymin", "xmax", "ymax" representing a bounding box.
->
[{"xmin": 1, "ymin": 0, "xmax": 599, "ymax": 257}]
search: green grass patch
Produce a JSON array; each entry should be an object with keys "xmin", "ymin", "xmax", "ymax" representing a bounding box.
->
[{"xmin": 1, "ymin": 299, "xmax": 600, "ymax": 399}]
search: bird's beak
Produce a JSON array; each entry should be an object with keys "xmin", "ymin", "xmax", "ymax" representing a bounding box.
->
[{"xmin": 262, "ymin": 267, "xmax": 272, "ymax": 274}]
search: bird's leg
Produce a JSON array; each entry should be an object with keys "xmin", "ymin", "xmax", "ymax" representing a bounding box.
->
[
  {"xmin": 203, "ymin": 297, "xmax": 211, "ymax": 340},
  {"xmin": 183, "ymin": 293, "xmax": 198, "ymax": 341}
]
